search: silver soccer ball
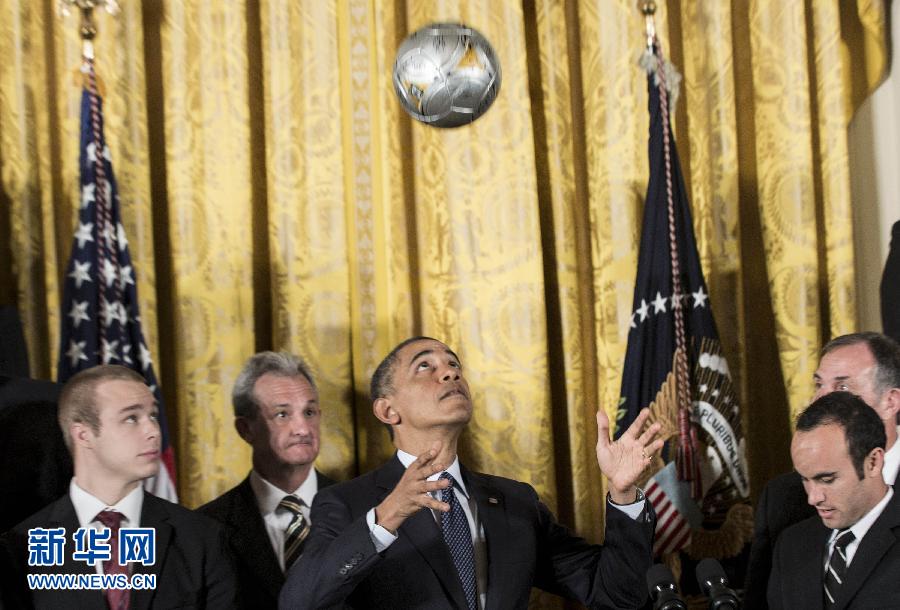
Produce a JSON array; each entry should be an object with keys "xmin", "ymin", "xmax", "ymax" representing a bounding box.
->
[{"xmin": 392, "ymin": 23, "xmax": 501, "ymax": 128}]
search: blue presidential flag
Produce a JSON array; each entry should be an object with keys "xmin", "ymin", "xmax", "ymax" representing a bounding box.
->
[
  {"xmin": 617, "ymin": 43, "xmax": 749, "ymax": 558},
  {"xmin": 57, "ymin": 60, "xmax": 178, "ymax": 503}
]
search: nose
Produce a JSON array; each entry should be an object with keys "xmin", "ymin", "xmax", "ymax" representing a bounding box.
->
[
  {"xmin": 290, "ymin": 412, "xmax": 312, "ymax": 436},
  {"xmin": 806, "ymin": 483, "xmax": 824, "ymax": 506},
  {"xmin": 438, "ymin": 364, "xmax": 460, "ymax": 382}
]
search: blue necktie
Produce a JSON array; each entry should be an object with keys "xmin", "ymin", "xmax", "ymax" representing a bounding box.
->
[{"xmin": 439, "ymin": 472, "xmax": 477, "ymax": 610}]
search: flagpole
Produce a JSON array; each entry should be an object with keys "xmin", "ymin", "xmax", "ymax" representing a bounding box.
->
[
  {"xmin": 57, "ymin": 0, "xmax": 120, "ymax": 60},
  {"xmin": 639, "ymin": 1, "xmax": 657, "ymax": 52}
]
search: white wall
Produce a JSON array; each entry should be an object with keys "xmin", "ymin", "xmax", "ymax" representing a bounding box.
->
[{"xmin": 849, "ymin": 0, "xmax": 900, "ymax": 332}]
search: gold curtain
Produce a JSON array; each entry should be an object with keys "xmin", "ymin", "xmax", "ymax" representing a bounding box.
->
[{"xmin": 0, "ymin": 0, "xmax": 887, "ymax": 588}]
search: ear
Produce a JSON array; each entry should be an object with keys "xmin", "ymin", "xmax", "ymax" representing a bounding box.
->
[
  {"xmin": 373, "ymin": 397, "xmax": 399, "ymax": 426},
  {"xmin": 879, "ymin": 388, "xmax": 900, "ymax": 421},
  {"xmin": 866, "ymin": 447, "xmax": 886, "ymax": 479},
  {"xmin": 235, "ymin": 417, "xmax": 254, "ymax": 443},
  {"xmin": 71, "ymin": 422, "xmax": 95, "ymax": 449}
]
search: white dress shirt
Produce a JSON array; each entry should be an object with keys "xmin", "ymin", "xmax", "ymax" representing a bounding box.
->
[
  {"xmin": 365, "ymin": 450, "xmax": 646, "ymax": 609},
  {"xmin": 69, "ymin": 479, "xmax": 144, "ymax": 576},
  {"xmin": 881, "ymin": 426, "xmax": 900, "ymax": 484},
  {"xmin": 249, "ymin": 469, "xmax": 318, "ymax": 571},
  {"xmin": 825, "ymin": 486, "xmax": 893, "ymax": 567}
]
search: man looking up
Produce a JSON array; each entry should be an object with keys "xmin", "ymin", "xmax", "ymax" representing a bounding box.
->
[
  {"xmin": 1, "ymin": 364, "xmax": 236, "ymax": 609},
  {"xmin": 745, "ymin": 332, "xmax": 900, "ymax": 606},
  {"xmin": 200, "ymin": 351, "xmax": 335, "ymax": 609},
  {"xmin": 280, "ymin": 336, "xmax": 663, "ymax": 609},
  {"xmin": 768, "ymin": 391, "xmax": 900, "ymax": 607}
]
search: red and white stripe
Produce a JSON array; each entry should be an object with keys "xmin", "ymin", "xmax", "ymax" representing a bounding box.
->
[{"xmin": 646, "ymin": 479, "xmax": 691, "ymax": 556}]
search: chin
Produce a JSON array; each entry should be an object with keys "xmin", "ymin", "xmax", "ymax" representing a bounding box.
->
[
  {"xmin": 139, "ymin": 466, "xmax": 161, "ymax": 480},
  {"xmin": 282, "ymin": 451, "xmax": 317, "ymax": 466}
]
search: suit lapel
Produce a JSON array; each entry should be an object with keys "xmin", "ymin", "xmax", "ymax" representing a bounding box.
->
[
  {"xmin": 463, "ymin": 467, "xmax": 509, "ymax": 610},
  {"xmin": 793, "ymin": 522, "xmax": 829, "ymax": 607},
  {"xmin": 834, "ymin": 490, "xmax": 900, "ymax": 609},
  {"xmin": 46, "ymin": 496, "xmax": 105, "ymax": 609},
  {"xmin": 377, "ymin": 456, "xmax": 468, "ymax": 609},
  {"xmin": 132, "ymin": 493, "xmax": 172, "ymax": 610},
  {"xmin": 231, "ymin": 477, "xmax": 284, "ymax": 598}
]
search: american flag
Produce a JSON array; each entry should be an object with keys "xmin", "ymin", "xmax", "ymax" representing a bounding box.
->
[
  {"xmin": 57, "ymin": 58, "xmax": 178, "ymax": 503},
  {"xmin": 616, "ymin": 40, "xmax": 749, "ymax": 559}
]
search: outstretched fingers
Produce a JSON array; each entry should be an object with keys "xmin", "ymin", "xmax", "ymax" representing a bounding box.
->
[{"xmin": 636, "ymin": 420, "xmax": 662, "ymax": 449}]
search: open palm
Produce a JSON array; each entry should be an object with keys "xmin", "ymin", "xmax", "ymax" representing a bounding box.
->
[{"xmin": 596, "ymin": 408, "xmax": 663, "ymax": 500}]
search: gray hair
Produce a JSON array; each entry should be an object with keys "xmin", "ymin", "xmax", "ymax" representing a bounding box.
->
[
  {"xmin": 232, "ymin": 351, "xmax": 317, "ymax": 418},
  {"xmin": 822, "ymin": 332, "xmax": 900, "ymax": 395}
]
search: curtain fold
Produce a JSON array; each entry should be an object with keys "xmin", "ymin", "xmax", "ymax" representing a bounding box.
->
[{"xmin": 0, "ymin": 4, "xmax": 888, "ymax": 601}]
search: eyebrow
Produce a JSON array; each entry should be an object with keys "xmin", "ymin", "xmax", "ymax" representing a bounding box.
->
[
  {"xmin": 813, "ymin": 373, "xmax": 850, "ymax": 381},
  {"xmin": 118, "ymin": 403, "xmax": 156, "ymax": 415},
  {"xmin": 407, "ymin": 347, "xmax": 461, "ymax": 367},
  {"xmin": 800, "ymin": 471, "xmax": 837, "ymax": 481},
  {"xmin": 270, "ymin": 398, "xmax": 319, "ymax": 408}
]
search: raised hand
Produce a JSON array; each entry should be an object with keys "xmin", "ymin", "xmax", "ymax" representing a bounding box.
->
[
  {"xmin": 596, "ymin": 408, "xmax": 664, "ymax": 504},
  {"xmin": 374, "ymin": 442, "xmax": 451, "ymax": 533}
]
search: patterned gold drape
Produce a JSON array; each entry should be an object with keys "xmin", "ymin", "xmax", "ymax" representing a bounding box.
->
[{"xmin": 0, "ymin": 0, "xmax": 887, "ymax": 590}]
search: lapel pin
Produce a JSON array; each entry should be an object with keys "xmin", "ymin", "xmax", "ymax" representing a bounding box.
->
[{"xmin": 488, "ymin": 497, "xmax": 499, "ymax": 504}]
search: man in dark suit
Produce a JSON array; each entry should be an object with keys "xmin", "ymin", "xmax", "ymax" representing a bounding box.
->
[
  {"xmin": 280, "ymin": 336, "xmax": 663, "ymax": 609},
  {"xmin": 744, "ymin": 332, "xmax": 900, "ymax": 607},
  {"xmin": 0, "ymin": 376, "xmax": 70, "ymax": 532},
  {"xmin": 881, "ymin": 220, "xmax": 900, "ymax": 344},
  {"xmin": 0, "ymin": 365, "xmax": 236, "ymax": 609},
  {"xmin": 768, "ymin": 391, "xmax": 900, "ymax": 608},
  {"xmin": 199, "ymin": 352, "xmax": 335, "ymax": 609}
]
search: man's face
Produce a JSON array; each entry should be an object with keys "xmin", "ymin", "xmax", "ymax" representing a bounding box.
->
[
  {"xmin": 240, "ymin": 373, "xmax": 320, "ymax": 470},
  {"xmin": 386, "ymin": 338, "xmax": 472, "ymax": 432},
  {"xmin": 792, "ymin": 423, "xmax": 884, "ymax": 530},
  {"xmin": 84, "ymin": 379, "xmax": 161, "ymax": 485},
  {"xmin": 814, "ymin": 343, "xmax": 883, "ymax": 408}
]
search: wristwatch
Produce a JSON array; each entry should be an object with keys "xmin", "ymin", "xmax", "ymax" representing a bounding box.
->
[{"xmin": 607, "ymin": 488, "xmax": 645, "ymax": 506}]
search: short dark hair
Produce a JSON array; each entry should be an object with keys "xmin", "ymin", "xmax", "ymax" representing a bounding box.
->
[
  {"xmin": 796, "ymin": 391, "xmax": 886, "ymax": 479},
  {"xmin": 822, "ymin": 332, "xmax": 900, "ymax": 394},
  {"xmin": 370, "ymin": 336, "xmax": 442, "ymax": 440},
  {"xmin": 232, "ymin": 351, "xmax": 317, "ymax": 419},
  {"xmin": 58, "ymin": 365, "xmax": 148, "ymax": 451},
  {"xmin": 370, "ymin": 336, "xmax": 439, "ymax": 401}
]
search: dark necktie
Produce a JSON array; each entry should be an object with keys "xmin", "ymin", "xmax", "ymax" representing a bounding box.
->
[
  {"xmin": 279, "ymin": 495, "xmax": 310, "ymax": 570},
  {"xmin": 439, "ymin": 472, "xmax": 477, "ymax": 610},
  {"xmin": 96, "ymin": 510, "xmax": 129, "ymax": 610},
  {"xmin": 824, "ymin": 528, "xmax": 855, "ymax": 607}
]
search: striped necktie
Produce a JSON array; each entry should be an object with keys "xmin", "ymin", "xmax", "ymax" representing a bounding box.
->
[
  {"xmin": 824, "ymin": 528, "xmax": 855, "ymax": 607},
  {"xmin": 439, "ymin": 472, "xmax": 477, "ymax": 610},
  {"xmin": 279, "ymin": 495, "xmax": 310, "ymax": 571}
]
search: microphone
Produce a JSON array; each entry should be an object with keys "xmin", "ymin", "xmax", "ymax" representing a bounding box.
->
[
  {"xmin": 695, "ymin": 558, "xmax": 739, "ymax": 609},
  {"xmin": 646, "ymin": 564, "xmax": 687, "ymax": 610}
]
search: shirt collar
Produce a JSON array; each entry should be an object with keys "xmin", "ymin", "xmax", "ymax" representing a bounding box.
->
[
  {"xmin": 882, "ymin": 425, "xmax": 900, "ymax": 485},
  {"xmin": 396, "ymin": 449, "xmax": 469, "ymax": 499},
  {"xmin": 250, "ymin": 469, "xmax": 319, "ymax": 516},
  {"xmin": 831, "ymin": 486, "xmax": 894, "ymax": 544},
  {"xmin": 69, "ymin": 478, "xmax": 144, "ymax": 528}
]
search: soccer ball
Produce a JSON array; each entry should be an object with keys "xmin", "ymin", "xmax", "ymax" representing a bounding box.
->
[{"xmin": 392, "ymin": 23, "xmax": 502, "ymax": 128}]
